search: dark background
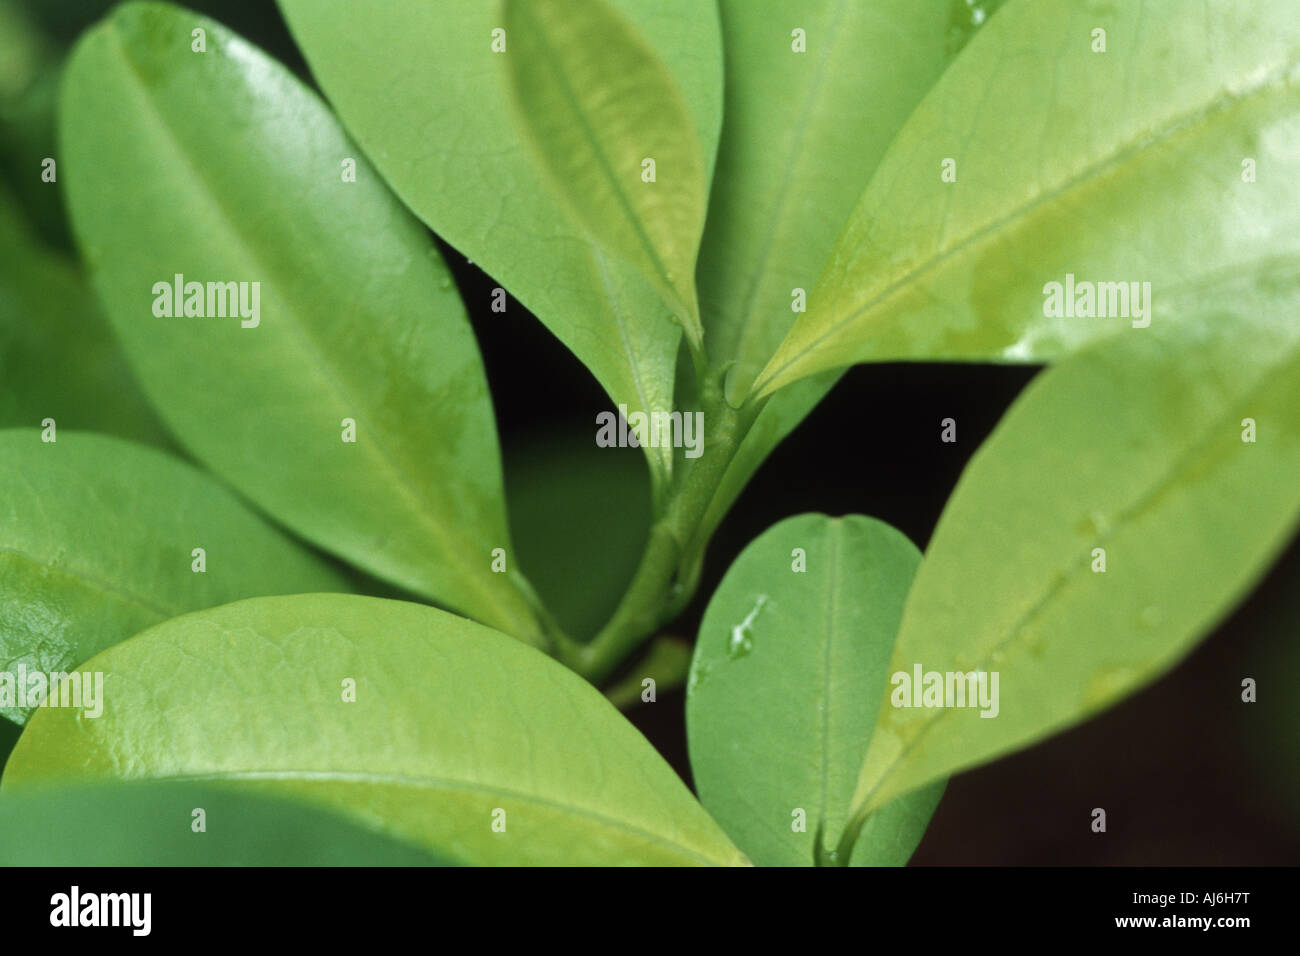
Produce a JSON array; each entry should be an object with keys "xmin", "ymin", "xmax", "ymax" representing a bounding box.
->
[{"xmin": 3, "ymin": 0, "xmax": 1297, "ymax": 866}]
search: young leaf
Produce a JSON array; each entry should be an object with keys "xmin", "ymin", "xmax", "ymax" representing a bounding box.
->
[
  {"xmin": 0, "ymin": 783, "xmax": 449, "ymax": 865},
  {"xmin": 60, "ymin": 3, "xmax": 542, "ymax": 643},
  {"xmin": 2, "ymin": 594, "xmax": 750, "ymax": 867},
  {"xmin": 278, "ymin": 0, "xmax": 724, "ymax": 481},
  {"xmin": 846, "ymin": 267, "xmax": 1300, "ymax": 826},
  {"xmin": 0, "ymin": 186, "xmax": 170, "ymax": 448},
  {"xmin": 687, "ymin": 514, "xmax": 943, "ymax": 866},
  {"xmin": 700, "ymin": 0, "xmax": 955, "ymax": 405},
  {"xmin": 504, "ymin": 0, "xmax": 707, "ymax": 346},
  {"xmin": 0, "ymin": 430, "xmax": 350, "ymax": 725},
  {"xmin": 757, "ymin": 0, "xmax": 1300, "ymax": 394}
]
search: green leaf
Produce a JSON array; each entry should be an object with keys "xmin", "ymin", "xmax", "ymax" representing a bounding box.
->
[
  {"xmin": 0, "ymin": 185, "xmax": 170, "ymax": 447},
  {"xmin": 687, "ymin": 514, "xmax": 943, "ymax": 866},
  {"xmin": 504, "ymin": 0, "xmax": 707, "ymax": 347},
  {"xmin": 2, "ymin": 593, "xmax": 749, "ymax": 867},
  {"xmin": 0, "ymin": 782, "xmax": 449, "ymax": 865},
  {"xmin": 757, "ymin": 0, "xmax": 1300, "ymax": 394},
  {"xmin": 701, "ymin": 0, "xmax": 955, "ymax": 405},
  {"xmin": 60, "ymin": 2, "xmax": 542, "ymax": 643},
  {"xmin": 0, "ymin": 429, "xmax": 350, "ymax": 725},
  {"xmin": 277, "ymin": 0, "xmax": 723, "ymax": 481},
  {"xmin": 846, "ymin": 265, "xmax": 1300, "ymax": 824}
]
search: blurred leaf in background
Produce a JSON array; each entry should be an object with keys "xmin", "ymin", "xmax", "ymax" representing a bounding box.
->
[
  {"xmin": 0, "ymin": 782, "xmax": 451, "ymax": 865},
  {"xmin": 506, "ymin": 429, "xmax": 651, "ymax": 641},
  {"xmin": 0, "ymin": 0, "xmax": 70, "ymax": 249},
  {"xmin": 0, "ymin": 0, "xmax": 175, "ymax": 445},
  {"xmin": 0, "ymin": 185, "xmax": 172, "ymax": 445}
]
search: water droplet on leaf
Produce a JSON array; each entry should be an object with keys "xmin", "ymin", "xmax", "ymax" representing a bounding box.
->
[
  {"xmin": 727, "ymin": 595, "xmax": 769, "ymax": 660},
  {"xmin": 947, "ymin": 0, "xmax": 1006, "ymax": 54}
]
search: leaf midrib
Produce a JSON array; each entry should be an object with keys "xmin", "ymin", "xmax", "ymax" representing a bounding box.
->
[{"xmin": 816, "ymin": 520, "xmax": 843, "ymax": 859}]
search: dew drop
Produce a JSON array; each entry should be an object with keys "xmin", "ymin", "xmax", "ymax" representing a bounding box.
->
[
  {"xmin": 727, "ymin": 595, "xmax": 769, "ymax": 660},
  {"xmin": 947, "ymin": 0, "xmax": 1006, "ymax": 55}
]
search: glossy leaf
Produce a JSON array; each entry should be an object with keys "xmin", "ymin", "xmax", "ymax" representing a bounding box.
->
[
  {"xmin": 278, "ymin": 0, "xmax": 724, "ymax": 480},
  {"xmin": 505, "ymin": 0, "xmax": 707, "ymax": 346},
  {"xmin": 848, "ymin": 268, "xmax": 1300, "ymax": 819},
  {"xmin": 0, "ymin": 782, "xmax": 448, "ymax": 865},
  {"xmin": 60, "ymin": 3, "xmax": 542, "ymax": 643},
  {"xmin": 3, "ymin": 593, "xmax": 750, "ymax": 867},
  {"xmin": 0, "ymin": 186, "xmax": 170, "ymax": 446},
  {"xmin": 701, "ymin": 0, "xmax": 954, "ymax": 404},
  {"xmin": 758, "ymin": 0, "xmax": 1300, "ymax": 394},
  {"xmin": 687, "ymin": 514, "xmax": 943, "ymax": 865},
  {"xmin": 0, "ymin": 429, "xmax": 350, "ymax": 725}
]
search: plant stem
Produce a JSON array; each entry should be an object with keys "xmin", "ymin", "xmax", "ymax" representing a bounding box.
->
[
  {"xmin": 564, "ymin": 375, "xmax": 747, "ymax": 683},
  {"xmin": 832, "ymin": 806, "xmax": 871, "ymax": 865}
]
